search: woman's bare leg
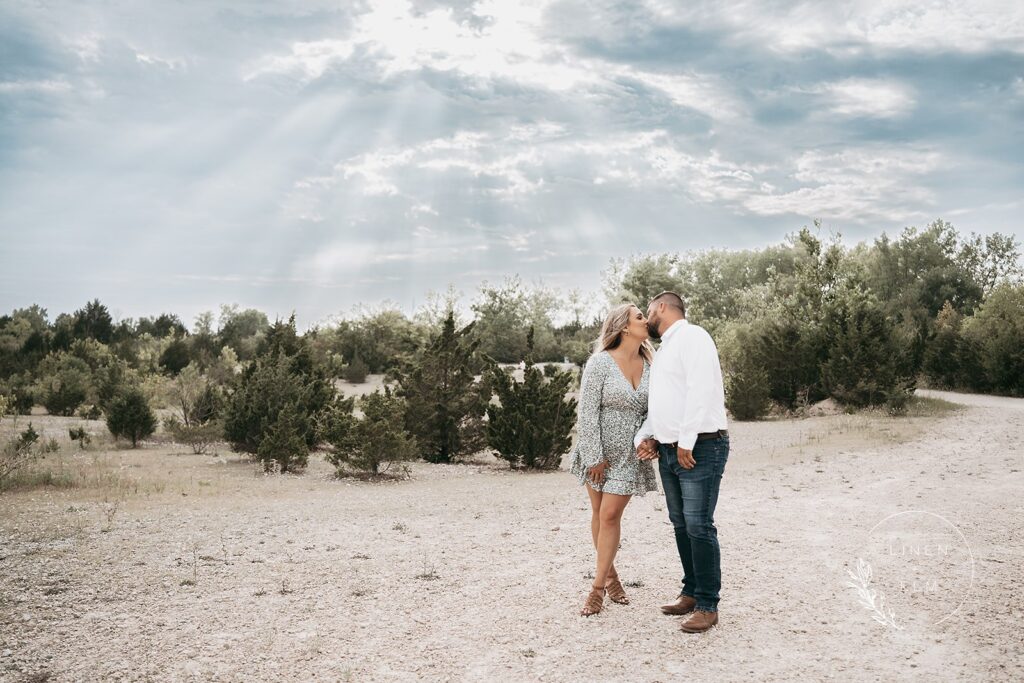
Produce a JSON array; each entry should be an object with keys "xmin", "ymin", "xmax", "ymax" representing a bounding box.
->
[
  {"xmin": 584, "ymin": 483, "xmax": 618, "ymax": 581},
  {"xmin": 594, "ymin": 492, "xmax": 631, "ymax": 588}
]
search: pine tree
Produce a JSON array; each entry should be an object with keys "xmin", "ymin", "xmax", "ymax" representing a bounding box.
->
[
  {"xmin": 396, "ymin": 310, "xmax": 490, "ymax": 463},
  {"xmin": 486, "ymin": 328, "xmax": 575, "ymax": 469},
  {"xmin": 323, "ymin": 388, "xmax": 418, "ymax": 475},
  {"xmin": 106, "ymin": 388, "xmax": 157, "ymax": 448}
]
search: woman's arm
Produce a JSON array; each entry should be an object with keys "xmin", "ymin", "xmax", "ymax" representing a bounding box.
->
[{"xmin": 575, "ymin": 354, "xmax": 606, "ymax": 470}]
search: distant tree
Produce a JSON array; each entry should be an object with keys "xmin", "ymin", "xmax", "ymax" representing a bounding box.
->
[
  {"xmin": 396, "ymin": 310, "xmax": 490, "ymax": 463},
  {"xmin": 962, "ymin": 284, "xmax": 1024, "ymax": 395},
  {"xmin": 322, "ymin": 389, "xmax": 418, "ymax": 475},
  {"xmin": 222, "ymin": 317, "xmax": 334, "ymax": 471},
  {"xmin": 106, "ymin": 388, "xmax": 157, "ymax": 447},
  {"xmin": 343, "ymin": 352, "xmax": 369, "ymax": 383},
  {"xmin": 72, "ymin": 299, "xmax": 114, "ymax": 344},
  {"xmin": 217, "ymin": 304, "xmax": 270, "ymax": 361},
  {"xmin": 34, "ymin": 353, "xmax": 92, "ymax": 416},
  {"xmin": 820, "ymin": 287, "xmax": 914, "ymax": 409},
  {"xmin": 159, "ymin": 336, "xmax": 192, "ymax": 375},
  {"xmin": 486, "ymin": 332, "xmax": 575, "ymax": 469}
]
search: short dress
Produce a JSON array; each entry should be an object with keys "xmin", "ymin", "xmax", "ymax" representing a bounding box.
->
[{"xmin": 569, "ymin": 351, "xmax": 658, "ymax": 496}]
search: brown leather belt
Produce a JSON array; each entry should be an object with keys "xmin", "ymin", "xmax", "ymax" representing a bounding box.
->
[{"xmin": 664, "ymin": 430, "xmax": 729, "ymax": 449}]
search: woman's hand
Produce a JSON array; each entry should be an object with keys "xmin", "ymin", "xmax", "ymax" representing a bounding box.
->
[{"xmin": 587, "ymin": 460, "xmax": 609, "ymax": 486}]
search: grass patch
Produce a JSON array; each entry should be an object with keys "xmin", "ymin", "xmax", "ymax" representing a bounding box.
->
[{"xmin": 902, "ymin": 395, "xmax": 961, "ymax": 418}]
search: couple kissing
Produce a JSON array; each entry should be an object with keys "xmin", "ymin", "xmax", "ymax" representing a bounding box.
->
[{"xmin": 569, "ymin": 291, "xmax": 730, "ymax": 634}]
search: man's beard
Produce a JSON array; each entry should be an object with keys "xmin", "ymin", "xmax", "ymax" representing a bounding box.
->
[{"xmin": 646, "ymin": 319, "xmax": 661, "ymax": 340}]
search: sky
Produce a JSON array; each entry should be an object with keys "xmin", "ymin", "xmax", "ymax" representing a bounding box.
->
[{"xmin": 2, "ymin": 0, "xmax": 1023, "ymax": 330}]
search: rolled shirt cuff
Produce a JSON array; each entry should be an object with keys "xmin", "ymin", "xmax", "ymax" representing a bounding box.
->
[
  {"xmin": 677, "ymin": 431, "xmax": 698, "ymax": 451},
  {"xmin": 633, "ymin": 432, "xmax": 654, "ymax": 448}
]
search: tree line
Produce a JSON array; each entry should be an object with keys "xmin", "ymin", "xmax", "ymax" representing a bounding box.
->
[{"xmin": 1, "ymin": 219, "xmax": 1022, "ymax": 478}]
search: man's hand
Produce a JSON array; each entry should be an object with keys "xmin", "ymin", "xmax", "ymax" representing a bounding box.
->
[
  {"xmin": 587, "ymin": 460, "xmax": 609, "ymax": 485},
  {"xmin": 636, "ymin": 438, "xmax": 659, "ymax": 461},
  {"xmin": 677, "ymin": 446, "xmax": 696, "ymax": 469}
]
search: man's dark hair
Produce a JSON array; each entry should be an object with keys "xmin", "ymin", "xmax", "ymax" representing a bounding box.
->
[{"xmin": 651, "ymin": 291, "xmax": 686, "ymax": 316}]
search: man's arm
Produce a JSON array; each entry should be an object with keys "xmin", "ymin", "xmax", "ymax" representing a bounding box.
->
[{"xmin": 676, "ymin": 330, "xmax": 720, "ymax": 451}]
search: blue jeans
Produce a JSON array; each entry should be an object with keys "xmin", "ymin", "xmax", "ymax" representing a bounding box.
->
[{"xmin": 658, "ymin": 435, "xmax": 729, "ymax": 612}]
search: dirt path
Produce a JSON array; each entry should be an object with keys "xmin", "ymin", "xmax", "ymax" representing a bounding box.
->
[{"xmin": 1, "ymin": 393, "xmax": 1022, "ymax": 682}]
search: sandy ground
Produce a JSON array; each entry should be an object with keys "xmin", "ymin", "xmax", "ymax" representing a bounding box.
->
[{"xmin": 1, "ymin": 390, "xmax": 1022, "ymax": 682}]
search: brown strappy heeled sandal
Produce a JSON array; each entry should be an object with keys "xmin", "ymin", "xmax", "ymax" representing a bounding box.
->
[
  {"xmin": 580, "ymin": 585, "xmax": 606, "ymax": 616},
  {"xmin": 606, "ymin": 576, "xmax": 630, "ymax": 605}
]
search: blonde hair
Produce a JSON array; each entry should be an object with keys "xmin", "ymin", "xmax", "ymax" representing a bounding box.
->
[{"xmin": 593, "ymin": 303, "xmax": 654, "ymax": 363}]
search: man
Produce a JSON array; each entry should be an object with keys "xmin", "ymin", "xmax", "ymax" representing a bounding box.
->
[{"xmin": 635, "ymin": 291, "xmax": 729, "ymax": 633}]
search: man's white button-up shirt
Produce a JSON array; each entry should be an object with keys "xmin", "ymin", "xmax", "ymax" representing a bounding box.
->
[{"xmin": 634, "ymin": 318, "xmax": 728, "ymax": 451}]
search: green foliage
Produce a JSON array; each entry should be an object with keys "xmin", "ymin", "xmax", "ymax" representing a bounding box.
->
[
  {"xmin": 486, "ymin": 356, "xmax": 575, "ymax": 469},
  {"xmin": 106, "ymin": 388, "xmax": 157, "ymax": 447},
  {"xmin": 159, "ymin": 336, "xmax": 192, "ymax": 375},
  {"xmin": 472, "ymin": 277, "xmax": 561, "ymax": 362},
  {"xmin": 819, "ymin": 287, "xmax": 914, "ymax": 408},
  {"xmin": 396, "ymin": 311, "xmax": 490, "ymax": 464},
  {"xmin": 35, "ymin": 353, "xmax": 92, "ymax": 416},
  {"xmin": 343, "ymin": 352, "xmax": 369, "ymax": 384},
  {"xmin": 256, "ymin": 404, "xmax": 309, "ymax": 472},
  {"xmin": 718, "ymin": 325, "xmax": 771, "ymax": 420},
  {"xmin": 962, "ymin": 284, "xmax": 1024, "ymax": 395},
  {"xmin": 331, "ymin": 306, "xmax": 424, "ymax": 374},
  {"xmin": 222, "ymin": 317, "xmax": 334, "ymax": 471},
  {"xmin": 322, "ymin": 389, "xmax": 418, "ymax": 475}
]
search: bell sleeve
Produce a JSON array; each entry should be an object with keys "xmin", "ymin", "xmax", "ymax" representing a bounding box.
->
[{"xmin": 575, "ymin": 354, "xmax": 606, "ymax": 469}]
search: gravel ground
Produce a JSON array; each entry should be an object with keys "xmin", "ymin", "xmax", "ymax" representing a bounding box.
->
[{"xmin": 1, "ymin": 391, "xmax": 1022, "ymax": 682}]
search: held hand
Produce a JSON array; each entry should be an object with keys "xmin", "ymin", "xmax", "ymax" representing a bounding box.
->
[
  {"xmin": 587, "ymin": 460, "xmax": 608, "ymax": 486},
  {"xmin": 677, "ymin": 446, "xmax": 696, "ymax": 469},
  {"xmin": 636, "ymin": 438, "xmax": 658, "ymax": 461}
]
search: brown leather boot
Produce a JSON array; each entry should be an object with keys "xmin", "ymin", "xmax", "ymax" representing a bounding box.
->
[
  {"xmin": 679, "ymin": 609, "xmax": 719, "ymax": 633},
  {"xmin": 660, "ymin": 594, "xmax": 696, "ymax": 615}
]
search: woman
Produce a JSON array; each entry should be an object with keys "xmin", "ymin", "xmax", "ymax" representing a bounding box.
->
[{"xmin": 569, "ymin": 303, "xmax": 658, "ymax": 616}]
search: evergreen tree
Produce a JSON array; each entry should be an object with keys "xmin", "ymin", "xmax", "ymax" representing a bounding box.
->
[
  {"xmin": 396, "ymin": 310, "xmax": 490, "ymax": 463},
  {"xmin": 322, "ymin": 388, "xmax": 418, "ymax": 475},
  {"xmin": 820, "ymin": 287, "xmax": 914, "ymax": 408},
  {"xmin": 106, "ymin": 388, "xmax": 157, "ymax": 447},
  {"xmin": 222, "ymin": 316, "xmax": 334, "ymax": 471},
  {"xmin": 486, "ymin": 329, "xmax": 575, "ymax": 469}
]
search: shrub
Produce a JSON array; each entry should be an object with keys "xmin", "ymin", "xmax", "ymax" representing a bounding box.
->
[
  {"xmin": 724, "ymin": 354, "xmax": 771, "ymax": 420},
  {"xmin": 395, "ymin": 311, "xmax": 490, "ymax": 464},
  {"xmin": 106, "ymin": 388, "xmax": 157, "ymax": 447},
  {"xmin": 820, "ymin": 288, "xmax": 913, "ymax": 408},
  {"xmin": 323, "ymin": 389, "xmax": 418, "ymax": 475},
  {"xmin": 68, "ymin": 426, "xmax": 91, "ymax": 449},
  {"xmin": 36, "ymin": 354, "xmax": 92, "ymax": 416},
  {"xmin": 256, "ymin": 404, "xmax": 309, "ymax": 472},
  {"xmin": 486, "ymin": 358, "xmax": 575, "ymax": 469},
  {"xmin": 343, "ymin": 352, "xmax": 369, "ymax": 384},
  {"xmin": 961, "ymin": 284, "xmax": 1024, "ymax": 395},
  {"xmin": 1, "ymin": 423, "xmax": 41, "ymax": 485},
  {"xmin": 159, "ymin": 337, "xmax": 192, "ymax": 375},
  {"xmin": 78, "ymin": 404, "xmax": 103, "ymax": 420},
  {"xmin": 222, "ymin": 350, "xmax": 334, "ymax": 472}
]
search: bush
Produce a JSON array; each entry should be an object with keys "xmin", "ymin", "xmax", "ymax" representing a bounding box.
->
[
  {"xmin": 343, "ymin": 353, "xmax": 369, "ymax": 384},
  {"xmin": 106, "ymin": 388, "xmax": 158, "ymax": 447},
  {"xmin": 36, "ymin": 354, "xmax": 92, "ymax": 416},
  {"xmin": 724, "ymin": 354, "xmax": 771, "ymax": 420},
  {"xmin": 961, "ymin": 284, "xmax": 1024, "ymax": 395},
  {"xmin": 78, "ymin": 404, "xmax": 103, "ymax": 420},
  {"xmin": 820, "ymin": 288, "xmax": 913, "ymax": 408},
  {"xmin": 256, "ymin": 404, "xmax": 309, "ymax": 472},
  {"xmin": 159, "ymin": 337, "xmax": 192, "ymax": 375},
  {"xmin": 486, "ymin": 358, "xmax": 575, "ymax": 469},
  {"xmin": 222, "ymin": 350, "xmax": 334, "ymax": 472},
  {"xmin": 322, "ymin": 389, "xmax": 417, "ymax": 475},
  {"xmin": 395, "ymin": 312, "xmax": 490, "ymax": 464},
  {"xmin": 68, "ymin": 426, "xmax": 91, "ymax": 449},
  {"xmin": 1, "ymin": 423, "xmax": 41, "ymax": 485},
  {"xmin": 163, "ymin": 415, "xmax": 223, "ymax": 455}
]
